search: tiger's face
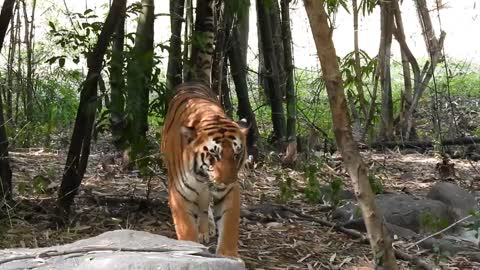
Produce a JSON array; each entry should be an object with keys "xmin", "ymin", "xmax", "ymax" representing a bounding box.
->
[{"xmin": 181, "ymin": 123, "xmax": 248, "ymax": 185}]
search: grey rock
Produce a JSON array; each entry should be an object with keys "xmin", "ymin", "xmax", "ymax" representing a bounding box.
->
[
  {"xmin": 427, "ymin": 181, "xmax": 478, "ymax": 220},
  {"xmin": 333, "ymin": 193, "xmax": 454, "ymax": 234},
  {"xmin": 0, "ymin": 230, "xmax": 245, "ymax": 270}
]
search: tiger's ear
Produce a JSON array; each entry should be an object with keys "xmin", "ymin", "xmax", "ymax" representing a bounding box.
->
[
  {"xmin": 238, "ymin": 118, "xmax": 249, "ymax": 136},
  {"xmin": 180, "ymin": 126, "xmax": 196, "ymax": 144}
]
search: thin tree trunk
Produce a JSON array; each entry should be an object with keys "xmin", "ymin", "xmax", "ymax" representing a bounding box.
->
[
  {"xmin": 22, "ymin": 0, "xmax": 35, "ymax": 147},
  {"xmin": 303, "ymin": 0, "xmax": 399, "ymax": 268},
  {"xmin": 109, "ymin": 0, "xmax": 126, "ymax": 148},
  {"xmin": 5, "ymin": 3, "xmax": 15, "ymax": 122},
  {"xmin": 5, "ymin": 1, "xmax": 18, "ymax": 124},
  {"xmin": 182, "ymin": 0, "xmax": 193, "ymax": 80},
  {"xmin": 363, "ymin": 61, "xmax": 380, "ymax": 140},
  {"xmin": 257, "ymin": 17, "xmax": 268, "ymax": 104},
  {"xmin": 280, "ymin": 0, "xmax": 296, "ymax": 164},
  {"xmin": 211, "ymin": 0, "xmax": 226, "ymax": 96},
  {"xmin": 126, "ymin": 0, "xmax": 155, "ymax": 149},
  {"xmin": 256, "ymin": 0, "xmax": 286, "ymax": 147},
  {"xmin": 165, "ymin": 0, "xmax": 184, "ymax": 104},
  {"xmin": 228, "ymin": 4, "xmax": 260, "ymax": 159},
  {"xmin": 220, "ymin": 58, "xmax": 233, "ymax": 116},
  {"xmin": 378, "ymin": 0, "xmax": 394, "ymax": 141},
  {"xmin": 212, "ymin": 0, "xmax": 233, "ymax": 112},
  {"xmin": 187, "ymin": 0, "xmax": 214, "ymax": 85},
  {"xmin": 57, "ymin": 0, "xmax": 127, "ymax": 220},
  {"xmin": 270, "ymin": 0, "xmax": 285, "ymax": 98},
  {"xmin": 14, "ymin": 2, "xmax": 22, "ymax": 126},
  {"xmin": 352, "ymin": 0, "xmax": 368, "ymax": 118},
  {"xmin": 399, "ymin": 50, "xmax": 412, "ymax": 118},
  {"xmin": 0, "ymin": 0, "xmax": 16, "ymax": 203}
]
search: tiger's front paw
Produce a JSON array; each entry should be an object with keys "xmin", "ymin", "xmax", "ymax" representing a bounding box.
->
[
  {"xmin": 208, "ymin": 207, "xmax": 216, "ymax": 238},
  {"xmin": 198, "ymin": 208, "xmax": 216, "ymax": 244},
  {"xmin": 198, "ymin": 231, "xmax": 210, "ymax": 244}
]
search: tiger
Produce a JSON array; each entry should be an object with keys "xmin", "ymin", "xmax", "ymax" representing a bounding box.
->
[{"xmin": 160, "ymin": 82, "xmax": 248, "ymax": 258}]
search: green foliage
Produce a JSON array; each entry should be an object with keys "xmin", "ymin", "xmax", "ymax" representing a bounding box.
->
[
  {"xmin": 226, "ymin": 0, "xmax": 250, "ymax": 21},
  {"xmin": 11, "ymin": 69, "xmax": 81, "ymax": 147},
  {"xmin": 321, "ymin": 176, "xmax": 344, "ymax": 206},
  {"xmin": 148, "ymin": 47, "xmax": 169, "ymax": 121},
  {"xmin": 278, "ymin": 174, "xmax": 296, "ymax": 203},
  {"xmin": 262, "ymin": 0, "xmax": 274, "ymax": 10},
  {"xmin": 435, "ymin": 62, "xmax": 480, "ymax": 97},
  {"xmin": 467, "ymin": 210, "xmax": 480, "ymax": 239},
  {"xmin": 340, "ymin": 50, "xmax": 377, "ymax": 91},
  {"xmin": 324, "ymin": 0, "xmax": 350, "ymax": 15},
  {"xmin": 368, "ymin": 172, "xmax": 384, "ymax": 194},
  {"xmin": 47, "ymin": 9, "xmax": 104, "ymax": 65},
  {"xmin": 473, "ymin": 127, "xmax": 480, "ymax": 137},
  {"xmin": 420, "ymin": 212, "xmax": 450, "ymax": 233},
  {"xmin": 294, "ymin": 69, "xmax": 333, "ymax": 137},
  {"xmin": 432, "ymin": 243, "xmax": 451, "ymax": 264},
  {"xmin": 32, "ymin": 175, "xmax": 52, "ymax": 194},
  {"xmin": 304, "ymin": 164, "xmax": 322, "ymax": 204},
  {"xmin": 359, "ymin": 0, "xmax": 378, "ymax": 16}
]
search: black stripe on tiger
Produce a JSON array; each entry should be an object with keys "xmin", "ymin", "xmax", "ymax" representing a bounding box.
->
[{"xmin": 213, "ymin": 187, "xmax": 234, "ymax": 206}]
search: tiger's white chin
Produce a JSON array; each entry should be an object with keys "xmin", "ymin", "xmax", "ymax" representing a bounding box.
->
[{"xmin": 195, "ymin": 174, "xmax": 211, "ymax": 183}]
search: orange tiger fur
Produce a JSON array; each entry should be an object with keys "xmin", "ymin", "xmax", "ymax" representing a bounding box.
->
[{"xmin": 161, "ymin": 82, "xmax": 248, "ymax": 258}]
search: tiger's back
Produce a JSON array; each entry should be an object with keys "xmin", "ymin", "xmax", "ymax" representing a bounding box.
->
[{"xmin": 161, "ymin": 82, "xmax": 247, "ymax": 258}]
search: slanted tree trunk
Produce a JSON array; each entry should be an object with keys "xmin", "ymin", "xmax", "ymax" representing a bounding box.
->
[
  {"xmin": 0, "ymin": 0, "xmax": 16, "ymax": 203},
  {"xmin": 228, "ymin": 4, "xmax": 260, "ymax": 159},
  {"xmin": 22, "ymin": 0, "xmax": 36, "ymax": 147},
  {"xmin": 403, "ymin": 0, "xmax": 445, "ymax": 140},
  {"xmin": 378, "ymin": 0, "xmax": 394, "ymax": 141},
  {"xmin": 280, "ymin": 0, "xmax": 296, "ymax": 165},
  {"xmin": 165, "ymin": 0, "xmax": 185, "ymax": 105},
  {"xmin": 57, "ymin": 0, "xmax": 127, "ymax": 220},
  {"xmin": 256, "ymin": 0, "xmax": 286, "ymax": 148},
  {"xmin": 303, "ymin": 0, "xmax": 399, "ymax": 268},
  {"xmin": 126, "ymin": 0, "xmax": 154, "ymax": 150},
  {"xmin": 392, "ymin": 0, "xmax": 444, "ymax": 140},
  {"xmin": 109, "ymin": 0, "xmax": 126, "ymax": 148},
  {"xmin": 391, "ymin": 0, "xmax": 413, "ymax": 139}
]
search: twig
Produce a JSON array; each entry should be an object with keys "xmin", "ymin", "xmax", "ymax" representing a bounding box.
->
[
  {"xmin": 275, "ymin": 204, "xmax": 433, "ymax": 269},
  {"xmin": 0, "ymin": 246, "xmax": 217, "ymax": 265},
  {"xmin": 394, "ymin": 248, "xmax": 433, "ymax": 270},
  {"xmin": 296, "ymin": 105, "xmax": 331, "ymax": 141},
  {"xmin": 407, "ymin": 214, "xmax": 473, "ymax": 250},
  {"xmin": 275, "ymin": 204, "xmax": 368, "ymax": 242}
]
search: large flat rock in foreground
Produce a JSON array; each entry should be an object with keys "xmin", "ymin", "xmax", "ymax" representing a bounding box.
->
[{"xmin": 0, "ymin": 230, "xmax": 245, "ymax": 270}]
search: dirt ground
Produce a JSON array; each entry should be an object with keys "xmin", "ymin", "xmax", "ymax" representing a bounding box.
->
[{"xmin": 1, "ymin": 141, "xmax": 479, "ymax": 269}]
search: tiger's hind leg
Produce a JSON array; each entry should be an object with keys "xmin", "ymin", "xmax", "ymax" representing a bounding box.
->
[
  {"xmin": 213, "ymin": 183, "xmax": 240, "ymax": 257},
  {"xmin": 168, "ymin": 184, "xmax": 198, "ymax": 242}
]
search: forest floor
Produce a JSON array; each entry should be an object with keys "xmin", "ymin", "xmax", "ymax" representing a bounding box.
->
[{"xmin": 1, "ymin": 138, "xmax": 480, "ymax": 270}]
